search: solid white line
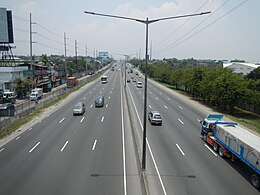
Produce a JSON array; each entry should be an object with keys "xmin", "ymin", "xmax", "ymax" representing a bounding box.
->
[
  {"xmin": 61, "ymin": 141, "xmax": 69, "ymax": 152},
  {"xmin": 101, "ymin": 116, "xmax": 104, "ymax": 122},
  {"xmin": 0, "ymin": 148, "xmax": 4, "ymax": 152},
  {"xmin": 164, "ymin": 105, "xmax": 168, "ymax": 109},
  {"xmin": 176, "ymin": 144, "xmax": 185, "ymax": 156},
  {"xmin": 28, "ymin": 127, "xmax": 32, "ymax": 131},
  {"xmin": 149, "ymin": 105, "xmax": 152, "ymax": 109},
  {"xmin": 59, "ymin": 117, "xmax": 65, "ymax": 124},
  {"xmin": 178, "ymin": 118, "xmax": 184, "ymax": 125},
  {"xmin": 120, "ymin": 75, "xmax": 127, "ymax": 195},
  {"xmin": 16, "ymin": 136, "xmax": 20, "ymax": 140},
  {"xmin": 29, "ymin": 142, "xmax": 40, "ymax": 153},
  {"xmin": 92, "ymin": 140, "xmax": 97, "ymax": 151},
  {"xmin": 178, "ymin": 106, "xmax": 183, "ymax": 110},
  {"xmin": 90, "ymin": 105, "xmax": 93, "ymax": 108},
  {"xmin": 205, "ymin": 144, "xmax": 218, "ymax": 156},
  {"xmin": 127, "ymin": 86, "xmax": 167, "ymax": 195},
  {"xmin": 80, "ymin": 117, "xmax": 85, "ymax": 123}
]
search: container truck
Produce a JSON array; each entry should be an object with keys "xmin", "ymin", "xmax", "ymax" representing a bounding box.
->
[
  {"xmin": 201, "ymin": 118, "xmax": 260, "ymax": 189},
  {"xmin": 66, "ymin": 77, "xmax": 78, "ymax": 88},
  {"xmin": 29, "ymin": 88, "xmax": 43, "ymax": 101}
]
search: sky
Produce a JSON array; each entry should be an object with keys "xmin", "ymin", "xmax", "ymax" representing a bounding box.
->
[{"xmin": 1, "ymin": 0, "xmax": 260, "ymax": 62}]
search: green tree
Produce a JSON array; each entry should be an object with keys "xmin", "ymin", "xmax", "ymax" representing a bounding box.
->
[{"xmin": 13, "ymin": 78, "xmax": 33, "ymax": 99}]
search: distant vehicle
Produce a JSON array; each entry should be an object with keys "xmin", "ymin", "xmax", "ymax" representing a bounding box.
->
[
  {"xmin": 95, "ymin": 96, "xmax": 104, "ymax": 107},
  {"xmin": 133, "ymin": 79, "xmax": 136, "ymax": 82},
  {"xmin": 127, "ymin": 79, "xmax": 130, "ymax": 83},
  {"xmin": 88, "ymin": 70, "xmax": 94, "ymax": 75},
  {"xmin": 148, "ymin": 111, "xmax": 162, "ymax": 125},
  {"xmin": 3, "ymin": 91, "xmax": 16, "ymax": 104},
  {"xmin": 131, "ymin": 76, "xmax": 134, "ymax": 79},
  {"xmin": 73, "ymin": 102, "xmax": 85, "ymax": 115},
  {"xmin": 137, "ymin": 81, "xmax": 142, "ymax": 88},
  {"xmin": 67, "ymin": 77, "xmax": 78, "ymax": 88},
  {"xmin": 101, "ymin": 75, "xmax": 108, "ymax": 84},
  {"xmin": 29, "ymin": 88, "xmax": 43, "ymax": 101}
]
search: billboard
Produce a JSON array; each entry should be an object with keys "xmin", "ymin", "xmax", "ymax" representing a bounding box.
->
[
  {"xmin": 0, "ymin": 8, "xmax": 14, "ymax": 43},
  {"xmin": 99, "ymin": 51, "xmax": 109, "ymax": 57}
]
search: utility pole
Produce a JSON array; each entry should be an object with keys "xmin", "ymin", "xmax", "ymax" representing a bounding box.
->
[
  {"xmin": 85, "ymin": 45, "xmax": 88, "ymax": 74},
  {"xmin": 29, "ymin": 13, "xmax": 36, "ymax": 88},
  {"xmin": 75, "ymin": 40, "xmax": 78, "ymax": 77},
  {"xmin": 64, "ymin": 33, "xmax": 68, "ymax": 79},
  {"xmin": 150, "ymin": 40, "xmax": 152, "ymax": 61}
]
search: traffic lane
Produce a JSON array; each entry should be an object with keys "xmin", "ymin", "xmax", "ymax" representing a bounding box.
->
[
  {"xmin": 146, "ymin": 81, "xmax": 258, "ymax": 193},
  {"xmin": 128, "ymin": 79, "xmax": 258, "ymax": 193},
  {"xmin": 144, "ymin": 85, "xmax": 258, "ymax": 194}
]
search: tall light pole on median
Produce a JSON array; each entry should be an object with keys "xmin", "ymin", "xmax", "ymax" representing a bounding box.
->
[{"xmin": 84, "ymin": 10, "xmax": 210, "ymax": 170}]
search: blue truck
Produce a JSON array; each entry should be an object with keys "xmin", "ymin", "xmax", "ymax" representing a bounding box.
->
[{"xmin": 201, "ymin": 117, "xmax": 260, "ymax": 189}]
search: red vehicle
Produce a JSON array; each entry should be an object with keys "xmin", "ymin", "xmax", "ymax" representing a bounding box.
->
[{"xmin": 66, "ymin": 77, "xmax": 78, "ymax": 88}]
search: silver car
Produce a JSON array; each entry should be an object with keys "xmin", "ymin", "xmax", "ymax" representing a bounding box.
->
[
  {"xmin": 73, "ymin": 102, "xmax": 85, "ymax": 115},
  {"xmin": 148, "ymin": 111, "xmax": 162, "ymax": 125}
]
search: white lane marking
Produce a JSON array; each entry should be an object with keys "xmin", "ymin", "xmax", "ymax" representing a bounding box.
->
[
  {"xmin": 29, "ymin": 142, "xmax": 40, "ymax": 153},
  {"xmin": 178, "ymin": 118, "xmax": 184, "ymax": 125},
  {"xmin": 90, "ymin": 91, "xmax": 92, "ymax": 94},
  {"xmin": 59, "ymin": 117, "xmax": 65, "ymax": 124},
  {"xmin": 101, "ymin": 116, "xmax": 104, "ymax": 122},
  {"xmin": 90, "ymin": 105, "xmax": 93, "ymax": 108},
  {"xmin": 106, "ymin": 104, "xmax": 108, "ymax": 108},
  {"xmin": 127, "ymin": 86, "xmax": 167, "ymax": 195},
  {"xmin": 120, "ymin": 74, "xmax": 127, "ymax": 195},
  {"xmin": 167, "ymin": 97, "xmax": 171, "ymax": 101},
  {"xmin": 60, "ymin": 141, "xmax": 69, "ymax": 152},
  {"xmin": 205, "ymin": 144, "xmax": 218, "ymax": 156},
  {"xmin": 80, "ymin": 117, "xmax": 85, "ymax": 123},
  {"xmin": 102, "ymin": 88, "xmax": 104, "ymax": 90},
  {"xmin": 155, "ymin": 97, "xmax": 158, "ymax": 100},
  {"xmin": 164, "ymin": 105, "xmax": 168, "ymax": 109},
  {"xmin": 109, "ymin": 96, "xmax": 111, "ymax": 99},
  {"xmin": 197, "ymin": 119, "xmax": 201, "ymax": 122},
  {"xmin": 100, "ymin": 91, "xmax": 102, "ymax": 94},
  {"xmin": 16, "ymin": 136, "xmax": 20, "ymax": 140},
  {"xmin": 160, "ymin": 92, "xmax": 162, "ymax": 94},
  {"xmin": 0, "ymin": 148, "xmax": 4, "ymax": 152},
  {"xmin": 28, "ymin": 127, "xmax": 32, "ymax": 131},
  {"xmin": 149, "ymin": 105, "xmax": 152, "ymax": 109},
  {"xmin": 178, "ymin": 106, "xmax": 183, "ymax": 110},
  {"xmin": 92, "ymin": 140, "xmax": 97, "ymax": 151},
  {"xmin": 110, "ymin": 91, "xmax": 113, "ymax": 93},
  {"xmin": 84, "ymin": 97, "xmax": 86, "ymax": 100},
  {"xmin": 176, "ymin": 144, "xmax": 185, "ymax": 156}
]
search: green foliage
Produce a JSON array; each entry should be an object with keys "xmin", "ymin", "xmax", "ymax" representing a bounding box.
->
[
  {"xmin": 13, "ymin": 78, "xmax": 33, "ymax": 99},
  {"xmin": 130, "ymin": 58, "xmax": 259, "ymax": 114}
]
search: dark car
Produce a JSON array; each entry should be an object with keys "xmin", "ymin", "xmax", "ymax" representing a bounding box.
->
[
  {"xmin": 148, "ymin": 111, "xmax": 162, "ymax": 125},
  {"xmin": 73, "ymin": 102, "xmax": 85, "ymax": 115},
  {"xmin": 95, "ymin": 96, "xmax": 104, "ymax": 107}
]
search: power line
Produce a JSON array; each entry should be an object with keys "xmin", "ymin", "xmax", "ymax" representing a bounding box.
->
[
  {"xmin": 37, "ymin": 42, "xmax": 63, "ymax": 53},
  {"xmin": 156, "ymin": 0, "xmax": 249, "ymax": 53},
  {"xmin": 36, "ymin": 32, "xmax": 63, "ymax": 45},
  {"xmin": 35, "ymin": 23, "xmax": 62, "ymax": 38},
  {"xmin": 154, "ymin": 0, "xmax": 211, "ymax": 49}
]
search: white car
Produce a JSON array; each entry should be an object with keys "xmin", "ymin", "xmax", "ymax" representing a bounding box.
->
[{"xmin": 137, "ymin": 82, "xmax": 142, "ymax": 88}]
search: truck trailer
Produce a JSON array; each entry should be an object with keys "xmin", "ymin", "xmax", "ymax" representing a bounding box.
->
[
  {"xmin": 29, "ymin": 88, "xmax": 43, "ymax": 101},
  {"xmin": 201, "ymin": 119, "xmax": 260, "ymax": 189},
  {"xmin": 66, "ymin": 77, "xmax": 78, "ymax": 88}
]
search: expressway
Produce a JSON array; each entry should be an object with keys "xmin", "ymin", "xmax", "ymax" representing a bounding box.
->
[
  {"xmin": 126, "ymin": 68, "xmax": 259, "ymax": 195},
  {"xmin": 0, "ymin": 65, "xmax": 143, "ymax": 195},
  {"xmin": 0, "ymin": 63, "xmax": 259, "ymax": 195}
]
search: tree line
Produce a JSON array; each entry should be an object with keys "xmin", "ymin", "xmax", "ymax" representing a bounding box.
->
[{"xmin": 130, "ymin": 58, "xmax": 260, "ymax": 114}]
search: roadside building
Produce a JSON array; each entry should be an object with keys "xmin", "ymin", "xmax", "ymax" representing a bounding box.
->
[{"xmin": 223, "ymin": 62, "xmax": 260, "ymax": 76}]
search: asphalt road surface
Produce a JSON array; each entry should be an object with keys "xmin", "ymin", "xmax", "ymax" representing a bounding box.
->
[
  {"xmin": 0, "ymin": 66, "xmax": 143, "ymax": 195},
  {"xmin": 0, "ymin": 64, "xmax": 259, "ymax": 195},
  {"xmin": 126, "ymin": 68, "xmax": 259, "ymax": 195}
]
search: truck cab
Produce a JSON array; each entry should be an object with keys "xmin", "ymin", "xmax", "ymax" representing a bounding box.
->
[{"xmin": 200, "ymin": 114, "xmax": 223, "ymax": 141}]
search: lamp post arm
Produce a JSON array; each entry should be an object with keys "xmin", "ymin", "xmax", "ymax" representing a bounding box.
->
[{"xmin": 155, "ymin": 11, "xmax": 211, "ymax": 22}]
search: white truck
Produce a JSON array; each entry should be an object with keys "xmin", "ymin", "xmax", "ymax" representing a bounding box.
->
[{"xmin": 29, "ymin": 88, "xmax": 43, "ymax": 101}]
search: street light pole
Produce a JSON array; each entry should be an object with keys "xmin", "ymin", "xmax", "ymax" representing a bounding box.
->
[{"xmin": 84, "ymin": 10, "xmax": 210, "ymax": 171}]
